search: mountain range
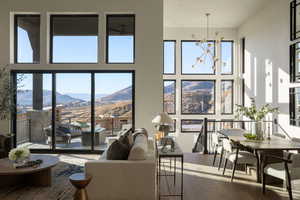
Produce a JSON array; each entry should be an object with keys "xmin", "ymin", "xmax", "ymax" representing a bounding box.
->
[{"xmin": 17, "ymin": 86, "xmax": 133, "ymax": 106}]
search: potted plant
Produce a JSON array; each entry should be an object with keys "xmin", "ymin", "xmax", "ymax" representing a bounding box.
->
[
  {"xmin": 8, "ymin": 147, "xmax": 31, "ymax": 168},
  {"xmin": 235, "ymin": 98, "xmax": 278, "ymax": 140},
  {"xmin": 0, "ymin": 65, "xmax": 23, "ymax": 148}
]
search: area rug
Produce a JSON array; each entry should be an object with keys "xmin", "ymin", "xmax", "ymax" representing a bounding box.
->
[{"xmin": 0, "ymin": 154, "xmax": 100, "ymax": 200}]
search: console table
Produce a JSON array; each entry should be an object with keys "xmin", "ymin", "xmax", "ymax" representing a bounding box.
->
[{"xmin": 157, "ymin": 141, "xmax": 183, "ymax": 200}]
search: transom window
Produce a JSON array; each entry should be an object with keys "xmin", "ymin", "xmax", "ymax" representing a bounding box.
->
[
  {"xmin": 106, "ymin": 14, "xmax": 135, "ymax": 63},
  {"xmin": 15, "ymin": 15, "xmax": 40, "ymax": 64},
  {"xmin": 50, "ymin": 15, "xmax": 98, "ymax": 63}
]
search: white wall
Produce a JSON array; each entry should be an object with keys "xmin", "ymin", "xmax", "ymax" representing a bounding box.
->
[
  {"xmin": 0, "ymin": 0, "xmax": 163, "ymax": 135},
  {"xmin": 238, "ymin": 0, "xmax": 300, "ymax": 137},
  {"xmin": 164, "ymin": 27, "xmax": 239, "ymax": 152}
]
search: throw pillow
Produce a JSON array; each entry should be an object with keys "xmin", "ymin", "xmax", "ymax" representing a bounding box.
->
[
  {"xmin": 133, "ymin": 128, "xmax": 148, "ymax": 141},
  {"xmin": 106, "ymin": 140, "xmax": 130, "ymax": 160},
  {"xmin": 128, "ymin": 134, "xmax": 148, "ymax": 160}
]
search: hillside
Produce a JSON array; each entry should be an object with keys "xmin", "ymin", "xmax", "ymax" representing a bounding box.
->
[
  {"xmin": 17, "ymin": 90, "xmax": 84, "ymax": 106},
  {"xmin": 100, "ymin": 86, "xmax": 132, "ymax": 102}
]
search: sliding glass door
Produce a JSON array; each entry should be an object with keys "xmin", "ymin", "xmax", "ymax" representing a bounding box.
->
[
  {"xmin": 13, "ymin": 71, "xmax": 134, "ymax": 153},
  {"xmin": 94, "ymin": 73, "xmax": 133, "ymax": 150}
]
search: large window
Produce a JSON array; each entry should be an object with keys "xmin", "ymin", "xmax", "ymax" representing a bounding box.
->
[
  {"xmin": 164, "ymin": 41, "xmax": 176, "ymax": 74},
  {"xmin": 94, "ymin": 73, "xmax": 133, "ymax": 149},
  {"xmin": 221, "ymin": 41, "xmax": 233, "ymax": 74},
  {"xmin": 106, "ymin": 15, "xmax": 135, "ymax": 63},
  {"xmin": 50, "ymin": 15, "xmax": 98, "ymax": 63},
  {"xmin": 221, "ymin": 80, "xmax": 233, "ymax": 114},
  {"xmin": 13, "ymin": 71, "xmax": 134, "ymax": 152},
  {"xmin": 181, "ymin": 41, "xmax": 215, "ymax": 74},
  {"xmin": 181, "ymin": 119, "xmax": 202, "ymax": 132},
  {"xmin": 15, "ymin": 15, "xmax": 40, "ymax": 63},
  {"xmin": 181, "ymin": 80, "xmax": 215, "ymax": 114},
  {"xmin": 16, "ymin": 73, "xmax": 52, "ymax": 149},
  {"xmin": 290, "ymin": 87, "xmax": 300, "ymax": 126},
  {"xmin": 163, "ymin": 80, "xmax": 176, "ymax": 114}
]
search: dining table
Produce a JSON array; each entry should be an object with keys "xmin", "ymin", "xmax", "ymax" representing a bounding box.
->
[{"xmin": 217, "ymin": 128, "xmax": 300, "ymax": 183}]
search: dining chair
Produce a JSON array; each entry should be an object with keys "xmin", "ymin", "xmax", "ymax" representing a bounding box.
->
[
  {"xmin": 262, "ymin": 153, "xmax": 300, "ymax": 200},
  {"xmin": 222, "ymin": 138, "xmax": 257, "ymax": 182},
  {"xmin": 212, "ymin": 132, "xmax": 224, "ymax": 170}
]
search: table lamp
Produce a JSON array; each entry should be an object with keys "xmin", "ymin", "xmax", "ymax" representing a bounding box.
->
[{"xmin": 152, "ymin": 112, "xmax": 173, "ymax": 137}]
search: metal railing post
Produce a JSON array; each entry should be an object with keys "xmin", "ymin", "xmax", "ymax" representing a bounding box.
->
[{"xmin": 203, "ymin": 117, "xmax": 208, "ymax": 154}]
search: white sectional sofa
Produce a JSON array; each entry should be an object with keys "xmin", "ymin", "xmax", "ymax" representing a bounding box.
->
[{"xmin": 85, "ymin": 134, "xmax": 157, "ymax": 200}]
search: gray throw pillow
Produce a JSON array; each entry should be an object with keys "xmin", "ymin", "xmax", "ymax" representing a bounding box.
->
[{"xmin": 106, "ymin": 140, "xmax": 130, "ymax": 160}]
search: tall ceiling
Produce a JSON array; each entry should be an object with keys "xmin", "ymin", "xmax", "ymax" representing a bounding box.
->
[{"xmin": 164, "ymin": 0, "xmax": 271, "ymax": 28}]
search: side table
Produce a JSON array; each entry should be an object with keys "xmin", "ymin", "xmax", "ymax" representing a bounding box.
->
[{"xmin": 69, "ymin": 173, "xmax": 92, "ymax": 200}]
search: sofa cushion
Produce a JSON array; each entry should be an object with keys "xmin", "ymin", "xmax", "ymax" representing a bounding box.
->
[
  {"xmin": 128, "ymin": 134, "xmax": 148, "ymax": 160},
  {"xmin": 119, "ymin": 135, "xmax": 131, "ymax": 148},
  {"xmin": 132, "ymin": 128, "xmax": 148, "ymax": 140},
  {"xmin": 106, "ymin": 140, "xmax": 130, "ymax": 160},
  {"xmin": 119, "ymin": 128, "xmax": 134, "ymax": 147}
]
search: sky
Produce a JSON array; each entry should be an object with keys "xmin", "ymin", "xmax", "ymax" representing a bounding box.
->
[{"xmin": 17, "ymin": 27, "xmax": 132, "ymax": 94}]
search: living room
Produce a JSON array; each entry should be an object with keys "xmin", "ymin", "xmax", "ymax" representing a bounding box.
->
[{"xmin": 1, "ymin": 0, "xmax": 299, "ymax": 199}]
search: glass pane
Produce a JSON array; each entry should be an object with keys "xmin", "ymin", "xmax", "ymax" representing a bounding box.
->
[
  {"xmin": 181, "ymin": 80, "xmax": 215, "ymax": 114},
  {"xmin": 221, "ymin": 41, "xmax": 233, "ymax": 74},
  {"xmin": 182, "ymin": 41, "xmax": 215, "ymax": 74},
  {"xmin": 181, "ymin": 120, "xmax": 202, "ymax": 132},
  {"xmin": 17, "ymin": 73, "xmax": 52, "ymax": 149},
  {"xmin": 163, "ymin": 80, "xmax": 175, "ymax": 114},
  {"xmin": 169, "ymin": 119, "xmax": 176, "ymax": 132},
  {"xmin": 55, "ymin": 73, "xmax": 91, "ymax": 150},
  {"xmin": 164, "ymin": 41, "xmax": 175, "ymax": 74},
  {"xmin": 221, "ymin": 80, "xmax": 233, "ymax": 114},
  {"xmin": 221, "ymin": 120, "xmax": 233, "ymax": 129},
  {"xmin": 107, "ymin": 15, "xmax": 134, "ymax": 63},
  {"xmin": 51, "ymin": 15, "xmax": 98, "ymax": 63},
  {"xmin": 16, "ymin": 15, "xmax": 40, "ymax": 63},
  {"xmin": 94, "ymin": 73, "xmax": 133, "ymax": 150},
  {"xmin": 295, "ymin": 88, "xmax": 300, "ymax": 126}
]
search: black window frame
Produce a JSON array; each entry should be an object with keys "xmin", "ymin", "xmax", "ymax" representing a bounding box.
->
[
  {"xmin": 11, "ymin": 70, "xmax": 135, "ymax": 154},
  {"xmin": 220, "ymin": 40, "xmax": 234, "ymax": 75},
  {"xmin": 221, "ymin": 80, "xmax": 234, "ymax": 115},
  {"xmin": 181, "ymin": 79, "xmax": 216, "ymax": 115},
  {"xmin": 163, "ymin": 79, "xmax": 176, "ymax": 115},
  {"xmin": 49, "ymin": 14, "xmax": 99, "ymax": 64},
  {"xmin": 290, "ymin": 42, "xmax": 300, "ymax": 82},
  {"xmin": 106, "ymin": 14, "xmax": 135, "ymax": 64},
  {"xmin": 181, "ymin": 119, "xmax": 203, "ymax": 133},
  {"xmin": 291, "ymin": 0, "xmax": 300, "ymax": 41},
  {"xmin": 181, "ymin": 40, "xmax": 216, "ymax": 75},
  {"xmin": 289, "ymin": 87, "xmax": 300, "ymax": 126},
  {"xmin": 14, "ymin": 14, "xmax": 41, "ymax": 64},
  {"xmin": 163, "ymin": 40, "xmax": 176, "ymax": 75}
]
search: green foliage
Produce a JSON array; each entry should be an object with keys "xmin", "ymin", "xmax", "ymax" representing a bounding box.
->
[
  {"xmin": 235, "ymin": 98, "xmax": 278, "ymax": 121},
  {"xmin": 0, "ymin": 65, "xmax": 23, "ymax": 120}
]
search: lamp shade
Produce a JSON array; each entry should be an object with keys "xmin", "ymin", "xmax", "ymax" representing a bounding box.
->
[{"xmin": 152, "ymin": 112, "xmax": 173, "ymax": 125}]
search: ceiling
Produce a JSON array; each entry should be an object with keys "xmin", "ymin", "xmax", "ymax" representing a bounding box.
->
[{"xmin": 164, "ymin": 0, "xmax": 271, "ymax": 28}]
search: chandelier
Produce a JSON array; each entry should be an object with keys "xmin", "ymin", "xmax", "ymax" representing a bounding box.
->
[{"xmin": 192, "ymin": 13, "xmax": 224, "ymax": 71}]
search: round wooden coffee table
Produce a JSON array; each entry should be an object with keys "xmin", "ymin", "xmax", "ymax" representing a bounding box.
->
[
  {"xmin": 69, "ymin": 173, "xmax": 92, "ymax": 200},
  {"xmin": 0, "ymin": 154, "xmax": 59, "ymax": 187}
]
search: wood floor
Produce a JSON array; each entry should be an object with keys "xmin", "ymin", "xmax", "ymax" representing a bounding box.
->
[{"xmin": 159, "ymin": 153, "xmax": 300, "ymax": 200}]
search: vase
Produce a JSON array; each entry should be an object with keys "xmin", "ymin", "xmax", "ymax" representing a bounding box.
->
[
  {"xmin": 252, "ymin": 121, "xmax": 263, "ymax": 140},
  {"xmin": 12, "ymin": 157, "xmax": 29, "ymax": 168}
]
